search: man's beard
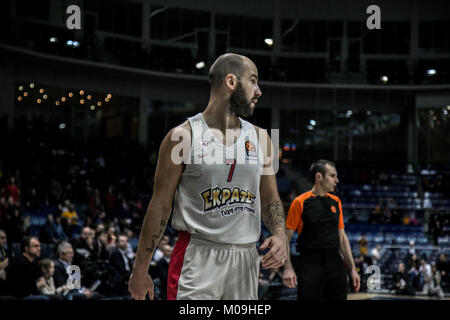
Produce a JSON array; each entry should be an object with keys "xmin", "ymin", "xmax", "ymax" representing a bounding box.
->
[{"xmin": 229, "ymin": 82, "xmax": 254, "ymax": 118}]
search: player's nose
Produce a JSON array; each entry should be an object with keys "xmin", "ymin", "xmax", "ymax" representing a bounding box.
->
[{"xmin": 254, "ymin": 85, "xmax": 262, "ymax": 98}]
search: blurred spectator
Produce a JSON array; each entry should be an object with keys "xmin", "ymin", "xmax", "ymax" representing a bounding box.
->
[
  {"xmin": 407, "ymin": 253, "xmax": 420, "ymax": 290},
  {"xmin": 5, "ymin": 236, "xmax": 49, "ymax": 299},
  {"xmin": 39, "ymin": 214, "xmax": 67, "ymax": 244},
  {"xmin": 53, "ymin": 241, "xmax": 96, "ymax": 300},
  {"xmin": 422, "ymin": 263, "xmax": 444, "ymax": 298},
  {"xmin": 419, "ymin": 258, "xmax": 432, "ymax": 290},
  {"xmin": 25, "ymin": 188, "xmax": 42, "ymax": 211},
  {"xmin": 156, "ymin": 244, "xmax": 172, "ymax": 300},
  {"xmin": 409, "ymin": 213, "xmax": 419, "ymax": 226},
  {"xmin": 0, "ymin": 229, "xmax": 11, "ymax": 296},
  {"xmin": 436, "ymin": 253, "xmax": 449, "ymax": 282},
  {"xmin": 369, "ymin": 204, "xmax": 383, "ymax": 224},
  {"xmin": 402, "ymin": 213, "xmax": 410, "ymax": 225},
  {"xmin": 392, "ymin": 262, "xmax": 414, "ymax": 295},
  {"xmin": 408, "ymin": 241, "xmax": 416, "ymax": 256},
  {"xmin": 95, "ymin": 230, "xmax": 110, "ymax": 261},
  {"xmin": 48, "ymin": 178, "xmax": 62, "ymax": 206},
  {"xmin": 354, "ymin": 255, "xmax": 368, "ymax": 291},
  {"xmin": 370, "ymin": 244, "xmax": 382, "ymax": 265},
  {"xmin": 106, "ymin": 224, "xmax": 118, "ymax": 250},
  {"xmin": 37, "ymin": 258, "xmax": 65, "ymax": 299},
  {"xmin": 431, "ymin": 220, "xmax": 443, "ymax": 246},
  {"xmin": 152, "ymin": 235, "xmax": 170, "ymax": 263},
  {"xmin": 61, "ymin": 203, "xmax": 79, "ymax": 226},
  {"xmin": 109, "ymin": 234, "xmax": 133, "ymax": 296},
  {"xmin": 358, "ymin": 234, "xmax": 368, "ymax": 257},
  {"xmin": 88, "ymin": 189, "xmax": 102, "ymax": 218},
  {"xmin": 72, "ymin": 227, "xmax": 105, "ymax": 288},
  {"xmin": 3, "ymin": 207, "xmax": 22, "ymax": 244},
  {"xmin": 21, "ymin": 215, "xmax": 31, "ymax": 236},
  {"xmin": 104, "ymin": 186, "xmax": 117, "ymax": 217},
  {"xmin": 4, "ymin": 177, "xmax": 20, "ymax": 206},
  {"xmin": 54, "ymin": 216, "xmax": 68, "ymax": 242}
]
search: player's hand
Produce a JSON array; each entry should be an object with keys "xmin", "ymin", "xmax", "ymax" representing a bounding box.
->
[
  {"xmin": 350, "ymin": 269, "xmax": 360, "ymax": 293},
  {"xmin": 259, "ymin": 234, "xmax": 287, "ymax": 269},
  {"xmin": 129, "ymin": 272, "xmax": 154, "ymax": 300},
  {"xmin": 282, "ymin": 267, "xmax": 297, "ymax": 288}
]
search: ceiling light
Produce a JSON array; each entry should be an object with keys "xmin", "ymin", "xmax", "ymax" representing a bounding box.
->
[
  {"xmin": 195, "ymin": 61, "xmax": 205, "ymax": 70},
  {"xmin": 264, "ymin": 38, "xmax": 274, "ymax": 47}
]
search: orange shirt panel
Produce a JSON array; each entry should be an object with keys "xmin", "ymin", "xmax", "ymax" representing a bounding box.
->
[{"xmin": 286, "ymin": 192, "xmax": 314, "ymax": 235}]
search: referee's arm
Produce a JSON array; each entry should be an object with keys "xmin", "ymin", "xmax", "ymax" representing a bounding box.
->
[{"xmin": 339, "ymin": 229, "xmax": 361, "ymax": 292}]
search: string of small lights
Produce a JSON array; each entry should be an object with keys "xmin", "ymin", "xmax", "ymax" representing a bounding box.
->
[{"xmin": 17, "ymin": 82, "xmax": 112, "ymax": 111}]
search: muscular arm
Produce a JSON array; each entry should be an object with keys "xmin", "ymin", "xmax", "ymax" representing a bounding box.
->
[
  {"xmin": 131, "ymin": 123, "xmax": 190, "ymax": 277},
  {"xmin": 260, "ymin": 175, "xmax": 286, "ymax": 237},
  {"xmin": 256, "ymin": 127, "xmax": 288, "ymax": 269}
]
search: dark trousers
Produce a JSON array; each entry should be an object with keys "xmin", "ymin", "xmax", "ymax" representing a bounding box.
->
[{"xmin": 296, "ymin": 248, "xmax": 348, "ymax": 300}]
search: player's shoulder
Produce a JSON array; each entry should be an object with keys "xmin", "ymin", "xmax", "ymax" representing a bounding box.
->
[
  {"xmin": 163, "ymin": 120, "xmax": 191, "ymax": 142},
  {"xmin": 326, "ymin": 193, "xmax": 341, "ymax": 203},
  {"xmin": 171, "ymin": 120, "xmax": 192, "ymax": 135}
]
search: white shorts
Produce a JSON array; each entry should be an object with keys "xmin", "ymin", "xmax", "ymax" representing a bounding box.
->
[{"xmin": 167, "ymin": 231, "xmax": 260, "ymax": 300}]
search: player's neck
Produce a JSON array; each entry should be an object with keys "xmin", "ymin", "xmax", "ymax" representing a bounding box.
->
[{"xmin": 203, "ymin": 98, "xmax": 241, "ymax": 132}]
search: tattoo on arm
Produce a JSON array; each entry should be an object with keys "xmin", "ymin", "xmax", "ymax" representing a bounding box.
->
[
  {"xmin": 145, "ymin": 219, "xmax": 168, "ymax": 253},
  {"xmin": 262, "ymin": 201, "xmax": 286, "ymax": 234}
]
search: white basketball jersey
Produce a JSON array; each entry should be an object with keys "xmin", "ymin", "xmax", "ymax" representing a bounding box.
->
[{"xmin": 171, "ymin": 113, "xmax": 264, "ymax": 244}]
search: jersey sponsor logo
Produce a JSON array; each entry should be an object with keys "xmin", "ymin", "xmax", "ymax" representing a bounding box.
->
[
  {"xmin": 245, "ymin": 140, "xmax": 257, "ymax": 158},
  {"xmin": 200, "ymin": 186, "xmax": 256, "ymax": 212},
  {"xmin": 330, "ymin": 205, "xmax": 337, "ymax": 213}
]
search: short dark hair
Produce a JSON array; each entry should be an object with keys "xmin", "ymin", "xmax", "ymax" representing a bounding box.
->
[
  {"xmin": 21, "ymin": 236, "xmax": 38, "ymax": 252},
  {"xmin": 309, "ymin": 159, "xmax": 336, "ymax": 183},
  {"xmin": 209, "ymin": 53, "xmax": 247, "ymax": 91}
]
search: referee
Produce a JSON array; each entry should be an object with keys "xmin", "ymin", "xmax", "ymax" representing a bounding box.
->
[{"xmin": 282, "ymin": 160, "xmax": 360, "ymax": 300}]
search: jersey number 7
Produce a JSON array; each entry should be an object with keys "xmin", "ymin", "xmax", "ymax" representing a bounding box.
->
[{"xmin": 226, "ymin": 159, "xmax": 236, "ymax": 182}]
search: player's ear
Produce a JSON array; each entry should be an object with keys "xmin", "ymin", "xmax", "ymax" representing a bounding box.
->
[{"xmin": 225, "ymin": 74, "xmax": 238, "ymax": 90}]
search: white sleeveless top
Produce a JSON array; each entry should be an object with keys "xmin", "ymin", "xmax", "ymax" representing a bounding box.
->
[{"xmin": 171, "ymin": 113, "xmax": 264, "ymax": 244}]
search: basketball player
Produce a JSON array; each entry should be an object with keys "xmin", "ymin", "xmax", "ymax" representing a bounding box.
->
[
  {"xmin": 282, "ymin": 160, "xmax": 360, "ymax": 300},
  {"xmin": 128, "ymin": 53, "xmax": 288, "ymax": 300}
]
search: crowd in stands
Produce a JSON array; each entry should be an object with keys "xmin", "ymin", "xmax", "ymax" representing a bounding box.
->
[{"xmin": 1, "ymin": 121, "xmax": 450, "ymax": 299}]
